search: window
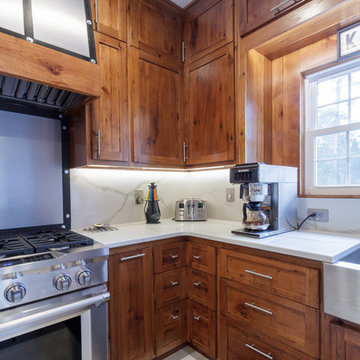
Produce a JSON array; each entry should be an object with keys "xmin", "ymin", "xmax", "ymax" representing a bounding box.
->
[{"xmin": 304, "ymin": 59, "xmax": 360, "ymax": 196}]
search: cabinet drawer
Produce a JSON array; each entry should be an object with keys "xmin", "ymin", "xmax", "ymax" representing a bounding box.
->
[
  {"xmin": 220, "ymin": 279, "xmax": 319, "ymax": 358},
  {"xmin": 188, "ymin": 301, "xmax": 216, "ymax": 359},
  {"xmin": 155, "ymin": 268, "xmax": 186, "ymax": 309},
  {"xmin": 155, "ymin": 300, "xmax": 186, "ymax": 357},
  {"xmin": 187, "ymin": 269, "xmax": 216, "ymax": 311},
  {"xmin": 219, "ymin": 248, "xmax": 319, "ymax": 308},
  {"xmin": 153, "ymin": 240, "xmax": 186, "ymax": 273},
  {"xmin": 220, "ymin": 316, "xmax": 314, "ymax": 360},
  {"xmin": 187, "ymin": 242, "xmax": 216, "ymax": 275}
]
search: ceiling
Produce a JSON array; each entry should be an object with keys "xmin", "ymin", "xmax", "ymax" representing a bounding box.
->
[{"xmin": 169, "ymin": 0, "xmax": 194, "ymax": 8}]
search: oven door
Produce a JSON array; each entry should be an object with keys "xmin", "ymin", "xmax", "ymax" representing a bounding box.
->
[{"xmin": 0, "ymin": 284, "xmax": 109, "ymax": 360}]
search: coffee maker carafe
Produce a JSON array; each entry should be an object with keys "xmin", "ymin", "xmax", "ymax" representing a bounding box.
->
[{"xmin": 240, "ymin": 183, "xmax": 270, "ymax": 231}]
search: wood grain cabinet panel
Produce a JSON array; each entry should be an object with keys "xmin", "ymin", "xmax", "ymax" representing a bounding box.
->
[
  {"xmin": 220, "ymin": 279, "xmax": 319, "ymax": 358},
  {"xmin": 91, "ymin": 0, "xmax": 127, "ymax": 42},
  {"xmin": 187, "ymin": 268, "xmax": 216, "ymax": 310},
  {"xmin": 184, "ymin": 0, "xmax": 234, "ymax": 64},
  {"xmin": 219, "ymin": 248, "xmax": 320, "ymax": 308},
  {"xmin": 130, "ymin": 0, "xmax": 183, "ymax": 63},
  {"xmin": 108, "ymin": 247, "xmax": 154, "ymax": 360},
  {"xmin": 330, "ymin": 322, "xmax": 360, "ymax": 360},
  {"xmin": 130, "ymin": 48, "xmax": 183, "ymax": 166},
  {"xmin": 155, "ymin": 300, "xmax": 187, "ymax": 357},
  {"xmin": 187, "ymin": 242, "xmax": 216, "ymax": 275},
  {"xmin": 153, "ymin": 240, "xmax": 186, "ymax": 274},
  {"xmin": 187, "ymin": 300, "xmax": 216, "ymax": 359},
  {"xmin": 155, "ymin": 267, "xmax": 187, "ymax": 309},
  {"xmin": 220, "ymin": 316, "xmax": 314, "ymax": 360},
  {"xmin": 184, "ymin": 43, "xmax": 235, "ymax": 166},
  {"xmin": 91, "ymin": 32, "xmax": 129, "ymax": 163}
]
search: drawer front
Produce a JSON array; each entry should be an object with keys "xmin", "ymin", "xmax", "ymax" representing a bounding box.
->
[
  {"xmin": 154, "ymin": 240, "xmax": 186, "ymax": 273},
  {"xmin": 219, "ymin": 248, "xmax": 320, "ymax": 308},
  {"xmin": 220, "ymin": 316, "xmax": 314, "ymax": 360},
  {"xmin": 220, "ymin": 279, "xmax": 319, "ymax": 358},
  {"xmin": 188, "ymin": 300, "xmax": 216, "ymax": 359},
  {"xmin": 187, "ymin": 268, "xmax": 216, "ymax": 310},
  {"xmin": 155, "ymin": 267, "xmax": 186, "ymax": 309},
  {"xmin": 187, "ymin": 242, "xmax": 216, "ymax": 275},
  {"xmin": 155, "ymin": 300, "xmax": 186, "ymax": 357}
]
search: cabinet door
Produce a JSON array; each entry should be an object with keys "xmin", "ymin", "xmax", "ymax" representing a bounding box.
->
[
  {"xmin": 91, "ymin": 0, "xmax": 127, "ymax": 42},
  {"xmin": 131, "ymin": 48, "xmax": 183, "ymax": 166},
  {"xmin": 330, "ymin": 322, "xmax": 360, "ymax": 360},
  {"xmin": 108, "ymin": 248, "xmax": 154, "ymax": 360},
  {"xmin": 91, "ymin": 33, "xmax": 129, "ymax": 163},
  {"xmin": 185, "ymin": 43, "xmax": 235, "ymax": 166},
  {"xmin": 130, "ymin": 0, "xmax": 182, "ymax": 63},
  {"xmin": 184, "ymin": 0, "xmax": 233, "ymax": 63}
]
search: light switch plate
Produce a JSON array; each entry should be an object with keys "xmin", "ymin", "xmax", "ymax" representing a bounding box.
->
[{"xmin": 226, "ymin": 188, "xmax": 235, "ymax": 202}]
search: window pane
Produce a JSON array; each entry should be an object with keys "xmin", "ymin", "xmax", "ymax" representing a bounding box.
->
[
  {"xmin": 350, "ymin": 158, "xmax": 360, "ymax": 185},
  {"xmin": 316, "ymin": 160, "xmax": 346, "ymax": 186},
  {"xmin": 317, "ymin": 102, "xmax": 348, "ymax": 129},
  {"xmin": 315, "ymin": 133, "xmax": 346, "ymax": 160},
  {"xmin": 351, "ymin": 98, "xmax": 360, "ymax": 123},
  {"xmin": 351, "ymin": 70, "xmax": 360, "ymax": 98},
  {"xmin": 317, "ymin": 75, "xmax": 348, "ymax": 106},
  {"xmin": 350, "ymin": 130, "xmax": 360, "ymax": 156},
  {"xmin": 0, "ymin": 0, "xmax": 24, "ymax": 35}
]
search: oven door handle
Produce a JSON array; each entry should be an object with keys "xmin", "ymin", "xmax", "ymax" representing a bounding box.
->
[{"xmin": 0, "ymin": 292, "xmax": 110, "ymax": 337}]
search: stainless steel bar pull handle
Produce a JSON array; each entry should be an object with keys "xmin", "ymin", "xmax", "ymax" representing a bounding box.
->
[
  {"xmin": 95, "ymin": 0, "xmax": 98, "ymax": 23},
  {"xmin": 245, "ymin": 302, "xmax": 272, "ymax": 315},
  {"xmin": 97, "ymin": 129, "xmax": 101, "ymax": 157},
  {"xmin": 270, "ymin": 0, "xmax": 296, "ymax": 13},
  {"xmin": 193, "ymin": 255, "xmax": 200, "ymax": 260},
  {"xmin": 181, "ymin": 41, "xmax": 187, "ymax": 62},
  {"xmin": 120, "ymin": 253, "xmax": 145, "ymax": 261},
  {"xmin": 193, "ymin": 316, "xmax": 201, "ymax": 321},
  {"xmin": 171, "ymin": 254, "xmax": 179, "ymax": 259},
  {"xmin": 171, "ymin": 315, "xmax": 179, "ymax": 320},
  {"xmin": 183, "ymin": 142, "xmax": 188, "ymax": 163},
  {"xmin": 245, "ymin": 269, "xmax": 272, "ymax": 280},
  {"xmin": 171, "ymin": 281, "xmax": 179, "ymax": 286},
  {"xmin": 193, "ymin": 282, "xmax": 201, "ymax": 287},
  {"xmin": 245, "ymin": 344, "xmax": 273, "ymax": 360}
]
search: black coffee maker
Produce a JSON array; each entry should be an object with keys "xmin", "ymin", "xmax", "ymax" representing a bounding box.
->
[{"xmin": 144, "ymin": 182, "xmax": 161, "ymax": 223}]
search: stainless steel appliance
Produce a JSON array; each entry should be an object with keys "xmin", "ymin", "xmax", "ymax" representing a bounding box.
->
[
  {"xmin": 175, "ymin": 199, "xmax": 207, "ymax": 221},
  {"xmin": 324, "ymin": 248, "xmax": 360, "ymax": 325},
  {"xmin": 230, "ymin": 163, "xmax": 297, "ymax": 238},
  {"xmin": 0, "ymin": 229, "xmax": 109, "ymax": 360}
]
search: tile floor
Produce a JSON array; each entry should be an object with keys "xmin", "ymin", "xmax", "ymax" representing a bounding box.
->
[{"xmin": 163, "ymin": 346, "xmax": 208, "ymax": 360}]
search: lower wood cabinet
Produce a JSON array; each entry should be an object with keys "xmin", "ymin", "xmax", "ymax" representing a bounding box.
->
[{"xmin": 108, "ymin": 247, "xmax": 154, "ymax": 360}]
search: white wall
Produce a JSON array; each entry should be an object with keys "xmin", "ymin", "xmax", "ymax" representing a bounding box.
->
[{"xmin": 70, "ymin": 168, "xmax": 360, "ymax": 234}]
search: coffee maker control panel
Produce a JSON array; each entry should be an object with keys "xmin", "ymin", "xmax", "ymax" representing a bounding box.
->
[{"xmin": 230, "ymin": 163, "xmax": 260, "ymax": 183}]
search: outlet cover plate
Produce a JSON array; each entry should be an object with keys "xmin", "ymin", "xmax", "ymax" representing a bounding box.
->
[{"xmin": 307, "ymin": 208, "xmax": 329, "ymax": 222}]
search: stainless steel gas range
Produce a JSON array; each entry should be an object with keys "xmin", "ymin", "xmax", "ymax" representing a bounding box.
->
[{"xmin": 0, "ymin": 229, "xmax": 109, "ymax": 360}]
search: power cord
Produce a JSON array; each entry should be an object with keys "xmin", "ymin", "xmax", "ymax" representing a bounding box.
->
[{"xmin": 290, "ymin": 213, "xmax": 316, "ymax": 230}]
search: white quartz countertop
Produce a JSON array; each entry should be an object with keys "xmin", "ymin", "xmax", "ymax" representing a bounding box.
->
[{"xmin": 76, "ymin": 219, "xmax": 360, "ymax": 263}]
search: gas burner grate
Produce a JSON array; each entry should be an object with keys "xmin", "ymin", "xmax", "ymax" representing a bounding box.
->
[
  {"xmin": 19, "ymin": 230, "xmax": 94, "ymax": 253},
  {"xmin": 0, "ymin": 234, "xmax": 34, "ymax": 258}
]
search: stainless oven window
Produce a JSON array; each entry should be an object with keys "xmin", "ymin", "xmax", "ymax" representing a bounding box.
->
[{"xmin": 0, "ymin": 317, "xmax": 81, "ymax": 360}]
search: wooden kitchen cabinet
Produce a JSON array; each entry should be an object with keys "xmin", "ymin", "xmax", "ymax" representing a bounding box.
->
[
  {"xmin": 108, "ymin": 246, "xmax": 154, "ymax": 360},
  {"xmin": 184, "ymin": 43, "xmax": 235, "ymax": 166},
  {"xmin": 184, "ymin": 0, "xmax": 234, "ymax": 64},
  {"xmin": 130, "ymin": 48, "xmax": 183, "ymax": 166},
  {"xmin": 329, "ymin": 321, "xmax": 360, "ymax": 360},
  {"xmin": 69, "ymin": 32, "xmax": 129, "ymax": 167},
  {"xmin": 90, "ymin": 0, "xmax": 127, "ymax": 42},
  {"xmin": 129, "ymin": 0, "xmax": 183, "ymax": 63},
  {"xmin": 153, "ymin": 239, "xmax": 186, "ymax": 273}
]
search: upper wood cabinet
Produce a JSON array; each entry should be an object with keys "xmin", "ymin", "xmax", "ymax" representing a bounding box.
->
[
  {"xmin": 91, "ymin": 0, "xmax": 127, "ymax": 42},
  {"xmin": 108, "ymin": 246, "xmax": 154, "ymax": 360},
  {"xmin": 130, "ymin": 48, "xmax": 183, "ymax": 166},
  {"xmin": 129, "ymin": 0, "xmax": 183, "ymax": 63},
  {"xmin": 184, "ymin": 43, "xmax": 235, "ymax": 166},
  {"xmin": 184, "ymin": 0, "xmax": 234, "ymax": 64}
]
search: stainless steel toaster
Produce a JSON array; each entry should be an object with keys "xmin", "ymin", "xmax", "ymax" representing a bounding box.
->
[{"xmin": 175, "ymin": 199, "xmax": 207, "ymax": 221}]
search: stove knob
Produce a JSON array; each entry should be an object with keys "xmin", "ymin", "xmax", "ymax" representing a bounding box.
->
[
  {"xmin": 76, "ymin": 269, "xmax": 92, "ymax": 287},
  {"xmin": 54, "ymin": 274, "xmax": 72, "ymax": 291},
  {"xmin": 5, "ymin": 283, "xmax": 26, "ymax": 303}
]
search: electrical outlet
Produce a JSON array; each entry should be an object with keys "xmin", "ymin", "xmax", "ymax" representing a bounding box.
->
[
  {"xmin": 135, "ymin": 190, "xmax": 144, "ymax": 205},
  {"xmin": 307, "ymin": 208, "xmax": 329, "ymax": 222},
  {"xmin": 226, "ymin": 188, "xmax": 235, "ymax": 202}
]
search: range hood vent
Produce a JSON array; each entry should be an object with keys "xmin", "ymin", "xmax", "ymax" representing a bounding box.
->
[{"xmin": 0, "ymin": 74, "xmax": 85, "ymax": 112}]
